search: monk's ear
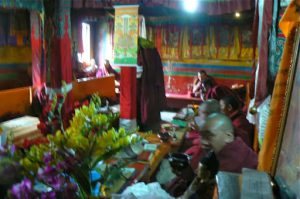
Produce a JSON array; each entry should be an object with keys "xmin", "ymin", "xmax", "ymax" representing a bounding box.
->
[{"xmin": 224, "ymin": 131, "xmax": 234, "ymax": 143}]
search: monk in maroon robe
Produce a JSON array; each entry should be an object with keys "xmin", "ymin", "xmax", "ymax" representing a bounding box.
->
[
  {"xmin": 202, "ymin": 79, "xmax": 244, "ymax": 107},
  {"xmin": 179, "ymin": 113, "xmax": 257, "ymax": 198},
  {"xmin": 183, "ymin": 99, "xmax": 220, "ymax": 170},
  {"xmin": 216, "ymin": 136, "xmax": 257, "ymax": 173},
  {"xmin": 200, "ymin": 113, "xmax": 258, "ymax": 172},
  {"xmin": 191, "ymin": 70, "xmax": 216, "ymax": 98},
  {"xmin": 220, "ymin": 96, "xmax": 254, "ymax": 147}
]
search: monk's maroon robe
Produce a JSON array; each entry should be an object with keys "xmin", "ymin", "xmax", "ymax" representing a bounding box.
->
[
  {"xmin": 217, "ymin": 137, "xmax": 258, "ymax": 173},
  {"xmin": 230, "ymin": 110, "xmax": 254, "ymax": 146}
]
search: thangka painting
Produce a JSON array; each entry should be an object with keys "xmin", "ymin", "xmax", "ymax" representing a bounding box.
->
[
  {"xmin": 114, "ymin": 5, "xmax": 139, "ymax": 66},
  {"xmin": 163, "ymin": 26, "xmax": 179, "ymax": 48},
  {"xmin": 190, "ymin": 26, "xmax": 206, "ymax": 46},
  {"xmin": 241, "ymin": 28, "xmax": 252, "ymax": 48},
  {"xmin": 0, "ymin": 11, "xmax": 30, "ymax": 46},
  {"xmin": 217, "ymin": 26, "xmax": 234, "ymax": 47}
]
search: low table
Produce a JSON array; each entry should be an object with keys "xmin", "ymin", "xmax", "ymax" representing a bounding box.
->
[{"xmin": 166, "ymin": 93, "xmax": 201, "ymax": 109}]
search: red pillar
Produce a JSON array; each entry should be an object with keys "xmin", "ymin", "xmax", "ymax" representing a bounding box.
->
[
  {"xmin": 30, "ymin": 11, "xmax": 45, "ymax": 90},
  {"xmin": 48, "ymin": 0, "xmax": 73, "ymax": 116},
  {"xmin": 120, "ymin": 67, "xmax": 137, "ymax": 129}
]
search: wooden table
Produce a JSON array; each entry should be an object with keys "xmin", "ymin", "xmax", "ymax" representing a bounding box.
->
[
  {"xmin": 165, "ymin": 93, "xmax": 201, "ymax": 109},
  {"xmin": 108, "ymin": 129, "xmax": 187, "ymax": 195},
  {"xmin": 137, "ymin": 129, "xmax": 186, "ymax": 182}
]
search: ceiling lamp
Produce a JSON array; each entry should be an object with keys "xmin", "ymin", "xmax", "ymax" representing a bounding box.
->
[{"xmin": 183, "ymin": 0, "xmax": 198, "ymax": 13}]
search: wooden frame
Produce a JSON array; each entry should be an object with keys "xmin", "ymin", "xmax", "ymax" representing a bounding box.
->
[
  {"xmin": 72, "ymin": 75, "xmax": 116, "ymax": 101},
  {"xmin": 272, "ymin": 25, "xmax": 300, "ymax": 196}
]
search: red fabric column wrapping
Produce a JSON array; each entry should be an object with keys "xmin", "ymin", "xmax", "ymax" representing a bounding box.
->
[
  {"xmin": 49, "ymin": 0, "xmax": 73, "ymax": 115},
  {"xmin": 30, "ymin": 11, "xmax": 45, "ymax": 89},
  {"xmin": 120, "ymin": 67, "xmax": 137, "ymax": 119},
  {"xmin": 255, "ymin": 0, "xmax": 273, "ymax": 106},
  {"xmin": 50, "ymin": 3, "xmax": 72, "ymax": 87}
]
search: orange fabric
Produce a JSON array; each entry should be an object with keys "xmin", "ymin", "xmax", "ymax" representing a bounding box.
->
[
  {"xmin": 253, "ymin": 126, "xmax": 259, "ymax": 152},
  {"xmin": 279, "ymin": 0, "xmax": 300, "ymax": 37},
  {"xmin": 258, "ymin": 2, "xmax": 300, "ymax": 173}
]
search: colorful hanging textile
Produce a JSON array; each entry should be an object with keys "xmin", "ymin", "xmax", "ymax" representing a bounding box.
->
[
  {"xmin": 0, "ymin": 0, "xmax": 43, "ymax": 12},
  {"xmin": 149, "ymin": 24, "xmax": 253, "ymax": 61},
  {"xmin": 9, "ymin": 11, "xmax": 30, "ymax": 46},
  {"xmin": 268, "ymin": 0, "xmax": 280, "ymax": 80},
  {"xmin": 161, "ymin": 25, "xmax": 180, "ymax": 60},
  {"xmin": 0, "ymin": 12, "xmax": 8, "ymax": 46},
  {"xmin": 113, "ymin": 5, "xmax": 139, "ymax": 66}
]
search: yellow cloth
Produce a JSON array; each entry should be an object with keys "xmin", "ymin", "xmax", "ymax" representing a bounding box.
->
[
  {"xmin": 258, "ymin": 1, "xmax": 300, "ymax": 173},
  {"xmin": 279, "ymin": 0, "xmax": 300, "ymax": 37}
]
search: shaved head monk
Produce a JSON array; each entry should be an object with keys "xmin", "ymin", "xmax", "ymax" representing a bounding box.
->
[
  {"xmin": 178, "ymin": 113, "xmax": 258, "ymax": 199},
  {"xmin": 200, "ymin": 113, "xmax": 257, "ymax": 173}
]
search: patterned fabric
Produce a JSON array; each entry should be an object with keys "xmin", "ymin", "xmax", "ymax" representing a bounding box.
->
[
  {"xmin": 268, "ymin": 0, "xmax": 280, "ymax": 80},
  {"xmin": 0, "ymin": 11, "xmax": 30, "ymax": 47},
  {"xmin": 280, "ymin": 0, "xmax": 292, "ymax": 7},
  {"xmin": 148, "ymin": 24, "xmax": 253, "ymax": 61},
  {"xmin": 269, "ymin": 8, "xmax": 287, "ymax": 80},
  {"xmin": 0, "ymin": 0, "xmax": 43, "ymax": 11}
]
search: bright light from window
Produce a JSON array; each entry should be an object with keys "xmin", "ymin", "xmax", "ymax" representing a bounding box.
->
[
  {"xmin": 235, "ymin": 12, "xmax": 241, "ymax": 18},
  {"xmin": 77, "ymin": 22, "xmax": 91, "ymax": 64},
  {"xmin": 183, "ymin": 0, "xmax": 198, "ymax": 13}
]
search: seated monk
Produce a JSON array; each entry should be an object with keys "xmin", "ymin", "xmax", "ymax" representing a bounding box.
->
[
  {"xmin": 191, "ymin": 70, "xmax": 216, "ymax": 98},
  {"xmin": 201, "ymin": 79, "xmax": 244, "ymax": 107},
  {"xmin": 178, "ymin": 113, "xmax": 258, "ymax": 199},
  {"xmin": 82, "ymin": 59, "xmax": 98, "ymax": 77},
  {"xmin": 200, "ymin": 113, "xmax": 257, "ymax": 172},
  {"xmin": 220, "ymin": 96, "xmax": 254, "ymax": 147},
  {"xmin": 183, "ymin": 99, "xmax": 220, "ymax": 170}
]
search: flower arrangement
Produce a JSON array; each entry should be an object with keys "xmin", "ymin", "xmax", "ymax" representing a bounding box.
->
[
  {"xmin": 0, "ymin": 92, "xmax": 141, "ymax": 198},
  {"xmin": 36, "ymin": 84, "xmax": 67, "ymax": 135}
]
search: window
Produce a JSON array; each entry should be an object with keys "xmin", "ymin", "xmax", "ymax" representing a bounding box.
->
[{"xmin": 77, "ymin": 22, "xmax": 90, "ymax": 64}]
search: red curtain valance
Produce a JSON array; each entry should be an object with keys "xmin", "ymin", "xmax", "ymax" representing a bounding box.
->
[{"xmin": 72, "ymin": 0, "xmax": 254, "ymax": 15}]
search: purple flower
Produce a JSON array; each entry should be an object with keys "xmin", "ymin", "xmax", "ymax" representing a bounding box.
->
[
  {"xmin": 37, "ymin": 166, "xmax": 56, "ymax": 186},
  {"xmin": 41, "ymin": 191, "xmax": 56, "ymax": 199},
  {"xmin": 10, "ymin": 178, "xmax": 35, "ymax": 199},
  {"xmin": 9, "ymin": 145, "xmax": 16, "ymax": 156},
  {"xmin": 56, "ymin": 161, "xmax": 67, "ymax": 171},
  {"xmin": 43, "ymin": 152, "xmax": 52, "ymax": 164},
  {"xmin": 49, "ymin": 176, "xmax": 64, "ymax": 190}
]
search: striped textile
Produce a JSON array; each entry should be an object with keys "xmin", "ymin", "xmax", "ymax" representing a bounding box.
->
[{"xmin": 163, "ymin": 61, "xmax": 252, "ymax": 94}]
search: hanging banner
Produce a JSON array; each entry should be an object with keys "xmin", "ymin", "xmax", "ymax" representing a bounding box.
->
[{"xmin": 113, "ymin": 5, "xmax": 139, "ymax": 66}]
